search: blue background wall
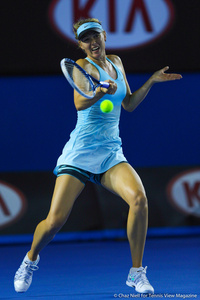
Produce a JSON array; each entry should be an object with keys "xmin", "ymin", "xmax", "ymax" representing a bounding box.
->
[{"xmin": 1, "ymin": 73, "xmax": 199, "ymax": 172}]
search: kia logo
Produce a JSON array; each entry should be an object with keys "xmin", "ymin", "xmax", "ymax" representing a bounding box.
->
[
  {"xmin": 49, "ymin": 0, "xmax": 175, "ymax": 50},
  {"xmin": 166, "ymin": 169, "xmax": 200, "ymax": 217},
  {"xmin": 0, "ymin": 181, "xmax": 27, "ymax": 229}
]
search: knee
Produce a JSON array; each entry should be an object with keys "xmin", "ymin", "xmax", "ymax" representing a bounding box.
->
[
  {"xmin": 45, "ymin": 213, "xmax": 66, "ymax": 235},
  {"xmin": 127, "ymin": 190, "xmax": 148, "ymax": 213}
]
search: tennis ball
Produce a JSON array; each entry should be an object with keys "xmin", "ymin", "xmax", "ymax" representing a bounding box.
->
[{"xmin": 100, "ymin": 100, "xmax": 114, "ymax": 113}]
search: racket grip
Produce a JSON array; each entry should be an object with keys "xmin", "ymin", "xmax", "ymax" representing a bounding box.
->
[{"xmin": 100, "ymin": 81, "xmax": 110, "ymax": 88}]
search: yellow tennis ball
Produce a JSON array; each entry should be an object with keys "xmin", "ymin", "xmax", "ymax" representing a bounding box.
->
[{"xmin": 100, "ymin": 100, "xmax": 114, "ymax": 113}]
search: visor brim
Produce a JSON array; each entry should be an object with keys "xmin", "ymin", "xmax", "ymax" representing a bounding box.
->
[{"xmin": 78, "ymin": 28, "xmax": 103, "ymax": 40}]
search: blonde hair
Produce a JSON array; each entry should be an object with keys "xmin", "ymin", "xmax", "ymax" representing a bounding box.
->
[{"xmin": 73, "ymin": 18, "xmax": 102, "ymax": 40}]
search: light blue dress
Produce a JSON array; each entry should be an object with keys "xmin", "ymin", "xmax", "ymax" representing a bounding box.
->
[{"xmin": 54, "ymin": 57, "xmax": 127, "ymax": 175}]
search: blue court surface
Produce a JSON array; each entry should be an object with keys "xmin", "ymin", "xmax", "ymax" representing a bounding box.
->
[{"xmin": 0, "ymin": 234, "xmax": 199, "ymax": 300}]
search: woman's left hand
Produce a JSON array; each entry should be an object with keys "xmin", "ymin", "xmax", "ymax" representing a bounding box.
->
[{"xmin": 151, "ymin": 66, "xmax": 182, "ymax": 83}]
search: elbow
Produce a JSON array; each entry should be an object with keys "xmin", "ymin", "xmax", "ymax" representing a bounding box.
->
[
  {"xmin": 75, "ymin": 104, "xmax": 89, "ymax": 111},
  {"xmin": 74, "ymin": 100, "xmax": 84, "ymax": 111},
  {"xmin": 122, "ymin": 95, "xmax": 135, "ymax": 112},
  {"xmin": 74, "ymin": 98, "xmax": 89, "ymax": 111},
  {"xmin": 76, "ymin": 104, "xmax": 84, "ymax": 111},
  {"xmin": 122, "ymin": 102, "xmax": 135, "ymax": 112},
  {"xmin": 75, "ymin": 100, "xmax": 91, "ymax": 111},
  {"xmin": 124, "ymin": 106, "xmax": 135, "ymax": 112},
  {"xmin": 75, "ymin": 104, "xmax": 81, "ymax": 111}
]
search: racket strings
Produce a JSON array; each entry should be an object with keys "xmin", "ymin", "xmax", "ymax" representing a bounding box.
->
[{"xmin": 64, "ymin": 62, "xmax": 94, "ymax": 97}]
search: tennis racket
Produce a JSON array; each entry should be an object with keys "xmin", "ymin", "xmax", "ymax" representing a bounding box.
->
[{"xmin": 60, "ymin": 58, "xmax": 110, "ymax": 99}]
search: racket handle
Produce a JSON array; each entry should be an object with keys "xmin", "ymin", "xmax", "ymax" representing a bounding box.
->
[{"xmin": 100, "ymin": 81, "xmax": 110, "ymax": 88}]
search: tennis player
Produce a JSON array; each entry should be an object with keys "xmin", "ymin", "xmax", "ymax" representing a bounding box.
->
[{"xmin": 14, "ymin": 18, "xmax": 182, "ymax": 294}]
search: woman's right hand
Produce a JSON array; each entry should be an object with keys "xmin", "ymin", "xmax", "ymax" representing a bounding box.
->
[{"xmin": 100, "ymin": 80, "xmax": 117, "ymax": 95}]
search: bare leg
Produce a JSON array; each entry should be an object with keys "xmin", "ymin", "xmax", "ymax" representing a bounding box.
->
[
  {"xmin": 28, "ymin": 175, "xmax": 85, "ymax": 261},
  {"xmin": 101, "ymin": 163, "xmax": 148, "ymax": 267}
]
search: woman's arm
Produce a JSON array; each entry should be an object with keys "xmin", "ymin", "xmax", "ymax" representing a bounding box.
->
[
  {"xmin": 123, "ymin": 66, "xmax": 182, "ymax": 112},
  {"xmin": 74, "ymin": 59, "xmax": 117, "ymax": 111},
  {"xmin": 110, "ymin": 55, "xmax": 182, "ymax": 113}
]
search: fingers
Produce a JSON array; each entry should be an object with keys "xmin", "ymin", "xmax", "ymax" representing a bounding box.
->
[
  {"xmin": 101, "ymin": 80, "xmax": 117, "ymax": 95},
  {"xmin": 108, "ymin": 81, "xmax": 117, "ymax": 94},
  {"xmin": 170, "ymin": 74, "xmax": 182, "ymax": 80},
  {"xmin": 163, "ymin": 66, "xmax": 170, "ymax": 72},
  {"xmin": 162, "ymin": 66, "xmax": 182, "ymax": 78},
  {"xmin": 153, "ymin": 66, "xmax": 182, "ymax": 82}
]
